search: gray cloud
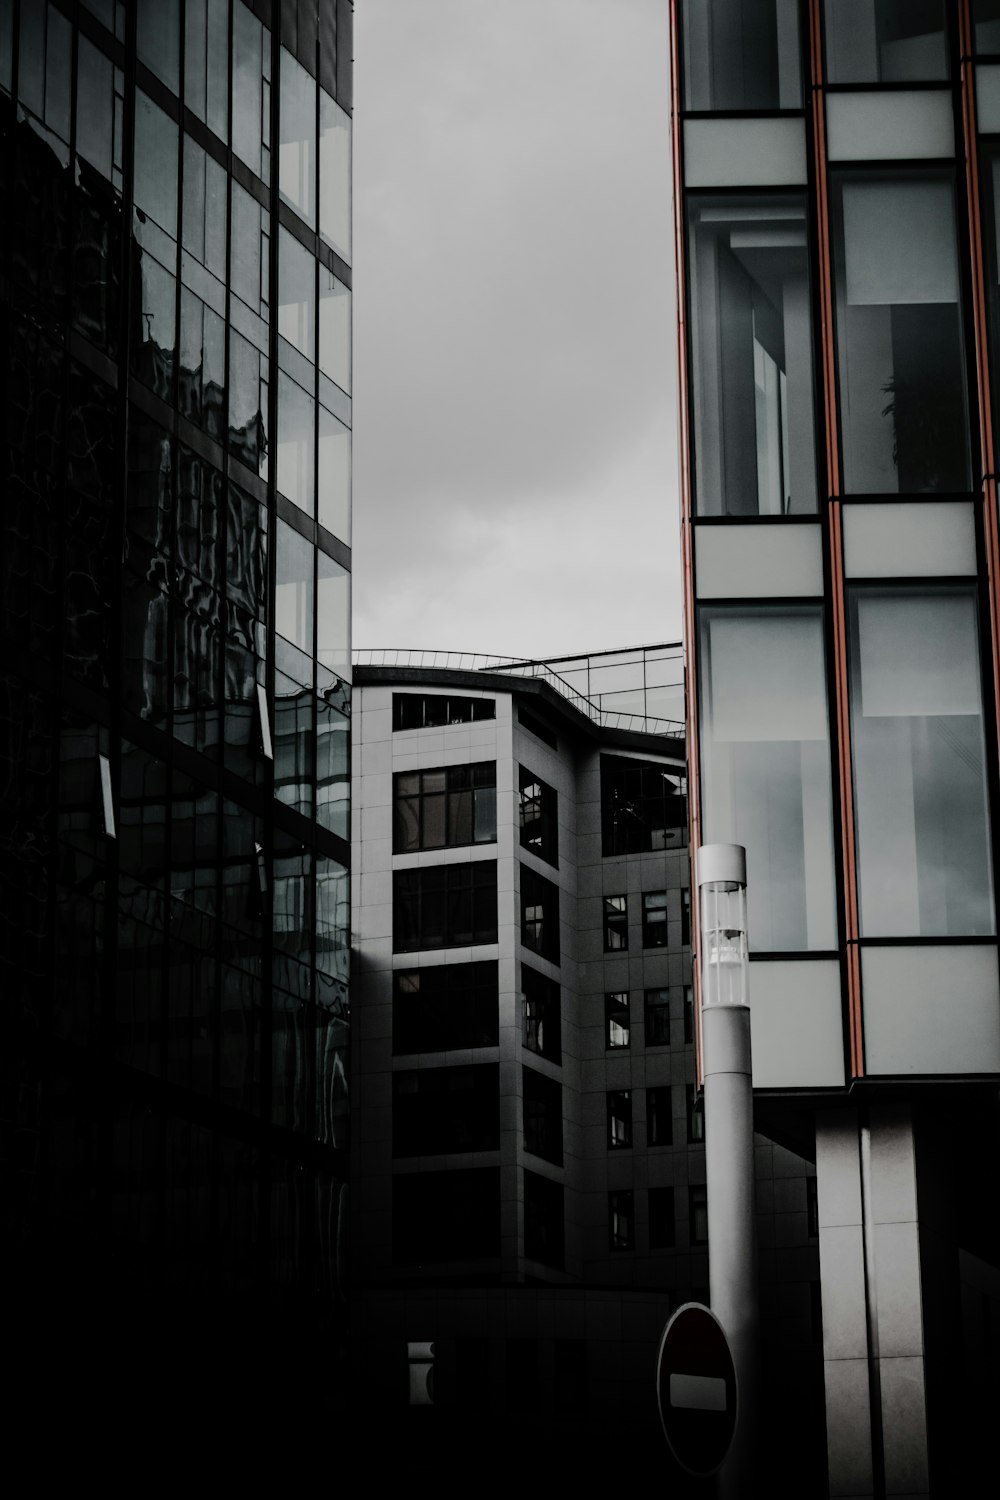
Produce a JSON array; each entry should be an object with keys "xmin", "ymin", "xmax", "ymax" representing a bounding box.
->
[{"xmin": 353, "ymin": 0, "xmax": 681, "ymax": 657}]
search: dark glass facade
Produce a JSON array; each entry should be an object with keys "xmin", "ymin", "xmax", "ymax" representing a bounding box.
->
[{"xmin": 1, "ymin": 0, "xmax": 352, "ymax": 1449}]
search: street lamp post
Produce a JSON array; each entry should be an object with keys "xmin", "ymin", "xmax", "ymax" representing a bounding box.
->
[{"xmin": 698, "ymin": 843, "xmax": 757, "ymax": 1497}]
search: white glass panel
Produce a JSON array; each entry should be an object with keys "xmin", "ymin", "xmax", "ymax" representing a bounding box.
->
[
  {"xmin": 279, "ymin": 47, "xmax": 316, "ymax": 225},
  {"xmin": 977, "ymin": 65, "xmax": 1000, "ymax": 133},
  {"xmin": 862, "ymin": 945, "xmax": 1000, "ymax": 1073},
  {"xmin": 857, "ymin": 594, "xmax": 982, "ymax": 717},
  {"xmin": 748, "ymin": 959, "xmax": 845, "ymax": 1086},
  {"xmin": 843, "ymin": 502, "xmax": 976, "ymax": 578},
  {"xmin": 320, "ymin": 88, "xmax": 351, "ymax": 262},
  {"xmin": 319, "ymin": 267, "xmax": 351, "ymax": 393},
  {"xmin": 827, "ymin": 90, "xmax": 953, "ymax": 161},
  {"xmin": 278, "ymin": 227, "xmax": 316, "ymax": 360},
  {"xmin": 695, "ymin": 523, "xmax": 823, "ymax": 598},
  {"xmin": 684, "ymin": 118, "xmax": 807, "ymax": 189},
  {"xmin": 843, "ymin": 180, "xmax": 958, "ymax": 305},
  {"xmin": 707, "ymin": 614, "xmax": 827, "ymax": 740}
]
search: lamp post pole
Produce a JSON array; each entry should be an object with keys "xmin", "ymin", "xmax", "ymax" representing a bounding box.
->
[{"xmin": 698, "ymin": 843, "xmax": 757, "ymax": 1497}]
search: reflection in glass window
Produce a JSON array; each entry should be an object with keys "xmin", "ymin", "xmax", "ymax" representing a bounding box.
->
[
  {"xmin": 319, "ymin": 267, "xmax": 351, "ymax": 393},
  {"xmin": 642, "ymin": 891, "xmax": 669, "ymax": 948},
  {"xmin": 232, "ymin": 0, "xmax": 269, "ymax": 182},
  {"xmin": 523, "ymin": 965, "xmax": 560, "ymax": 1062},
  {"xmin": 608, "ymin": 1190, "xmax": 634, "ymax": 1251},
  {"xmin": 699, "ymin": 606, "xmax": 837, "ymax": 951},
  {"xmin": 18, "ymin": 1, "xmax": 72, "ymax": 146},
  {"xmin": 186, "ymin": 0, "xmax": 229, "ymax": 141},
  {"xmin": 604, "ymin": 894, "xmax": 628, "ymax": 952},
  {"xmin": 280, "ymin": 48, "xmax": 317, "ymax": 226},
  {"xmin": 688, "ymin": 196, "xmax": 817, "ymax": 515},
  {"xmin": 607, "ymin": 1091, "xmax": 632, "ymax": 1149},
  {"xmin": 681, "ymin": 0, "xmax": 802, "ymax": 111},
  {"xmin": 848, "ymin": 588, "xmax": 995, "ymax": 936},
  {"xmin": 134, "ymin": 92, "xmax": 178, "ymax": 238},
  {"xmin": 316, "ymin": 695, "xmax": 349, "ymax": 840},
  {"xmin": 275, "ymin": 519, "xmax": 313, "ymax": 655},
  {"xmin": 137, "ymin": 0, "xmax": 180, "ymax": 95},
  {"xmin": 230, "ymin": 182, "xmax": 269, "ymax": 319},
  {"xmin": 824, "ymin": 0, "xmax": 948, "ymax": 83},
  {"xmin": 831, "ymin": 172, "xmax": 969, "ymax": 494},
  {"xmin": 394, "ymin": 763, "xmax": 497, "ymax": 852},
  {"xmin": 519, "ymin": 766, "xmax": 558, "ymax": 866},
  {"xmin": 317, "ymin": 549, "xmax": 350, "ymax": 679},
  {"xmin": 645, "ymin": 988, "xmax": 671, "ymax": 1046},
  {"xmin": 76, "ymin": 38, "xmax": 116, "ymax": 184},
  {"xmin": 318, "ymin": 403, "xmax": 351, "ymax": 543},
  {"xmin": 277, "ymin": 371, "xmax": 315, "ymax": 513},
  {"xmin": 278, "ymin": 228, "xmax": 316, "ymax": 360},
  {"xmin": 274, "ymin": 671, "xmax": 313, "ymax": 816},
  {"xmin": 521, "ymin": 866, "xmax": 560, "ymax": 964},
  {"xmin": 976, "ymin": 0, "xmax": 1000, "ymax": 53},
  {"xmin": 605, "ymin": 992, "xmax": 630, "ymax": 1049},
  {"xmin": 320, "ymin": 88, "xmax": 351, "ymax": 261}
]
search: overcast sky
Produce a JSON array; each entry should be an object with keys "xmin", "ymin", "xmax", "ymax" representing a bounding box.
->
[{"xmin": 352, "ymin": 0, "xmax": 681, "ymax": 659}]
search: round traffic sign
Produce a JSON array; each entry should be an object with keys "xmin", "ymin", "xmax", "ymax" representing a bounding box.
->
[{"xmin": 655, "ymin": 1302, "xmax": 737, "ymax": 1478}]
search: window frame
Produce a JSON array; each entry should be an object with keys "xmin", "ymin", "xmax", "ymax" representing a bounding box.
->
[
  {"xmin": 393, "ymin": 761, "xmax": 497, "ymax": 854},
  {"xmin": 603, "ymin": 893, "xmax": 628, "ymax": 953}
]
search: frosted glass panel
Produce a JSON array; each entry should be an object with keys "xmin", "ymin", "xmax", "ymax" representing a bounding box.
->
[
  {"xmin": 843, "ymin": 181, "xmax": 958, "ymax": 304},
  {"xmin": 843, "ymin": 502, "xmax": 976, "ymax": 577},
  {"xmin": 825, "ymin": 0, "xmax": 948, "ymax": 83},
  {"xmin": 976, "ymin": 65, "xmax": 1000, "ymax": 132},
  {"xmin": 748, "ymin": 959, "xmax": 845, "ymax": 1086},
  {"xmin": 684, "ymin": 118, "xmax": 807, "ymax": 188},
  {"xmin": 700, "ymin": 606, "xmax": 837, "ymax": 951},
  {"xmin": 849, "ymin": 588, "xmax": 995, "ymax": 936},
  {"xmin": 696, "ymin": 523, "xmax": 823, "ymax": 597},
  {"xmin": 862, "ymin": 945, "xmax": 1000, "ymax": 1074},
  {"xmin": 827, "ymin": 91, "xmax": 953, "ymax": 161}
]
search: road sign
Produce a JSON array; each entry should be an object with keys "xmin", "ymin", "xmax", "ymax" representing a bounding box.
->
[{"xmin": 655, "ymin": 1302, "xmax": 737, "ymax": 1478}]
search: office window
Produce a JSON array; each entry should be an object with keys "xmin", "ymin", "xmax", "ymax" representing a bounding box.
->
[
  {"xmin": 521, "ymin": 865, "xmax": 560, "ymax": 964},
  {"xmin": 523, "ymin": 965, "xmax": 560, "ymax": 1063},
  {"xmin": 394, "ymin": 762, "xmax": 497, "ymax": 853},
  {"xmin": 687, "ymin": 194, "xmax": 818, "ymax": 517},
  {"xmin": 824, "ymin": 1, "xmax": 948, "ymax": 84},
  {"xmin": 682, "ymin": 890, "xmax": 691, "ymax": 947},
  {"xmin": 847, "ymin": 587, "xmax": 995, "ymax": 936},
  {"xmin": 642, "ymin": 891, "xmax": 669, "ymax": 949},
  {"xmin": 684, "ymin": 985, "xmax": 694, "ymax": 1044},
  {"xmin": 393, "ymin": 1168, "xmax": 500, "ymax": 1264},
  {"xmin": 524, "ymin": 1169, "xmax": 564, "ymax": 1269},
  {"xmin": 690, "ymin": 1184, "xmax": 709, "ymax": 1245},
  {"xmin": 392, "ymin": 1064, "xmax": 500, "ymax": 1158},
  {"xmin": 232, "ymin": 1, "xmax": 269, "ymax": 183},
  {"xmin": 522, "ymin": 1066, "xmax": 562, "ymax": 1166},
  {"xmin": 320, "ymin": 87, "xmax": 351, "ymax": 263},
  {"xmin": 687, "ymin": 1085, "xmax": 705, "ymax": 1144},
  {"xmin": 647, "ymin": 1087, "xmax": 673, "ymax": 1147},
  {"xmin": 279, "ymin": 48, "xmax": 317, "ymax": 226},
  {"xmin": 605, "ymin": 992, "xmax": 630, "ymax": 1050},
  {"xmin": 392, "ymin": 693, "xmax": 495, "ymax": 730},
  {"xmin": 644, "ymin": 988, "xmax": 671, "ymax": 1047},
  {"xmin": 393, "ymin": 863, "xmax": 498, "ymax": 952},
  {"xmin": 699, "ymin": 606, "xmax": 838, "ymax": 951},
  {"xmin": 185, "ymin": 0, "xmax": 229, "ymax": 143},
  {"xmin": 519, "ymin": 766, "xmax": 558, "ymax": 867},
  {"xmin": 393, "ymin": 962, "xmax": 499, "ymax": 1055},
  {"xmin": 609, "ymin": 1190, "xmax": 634, "ymax": 1252},
  {"xmin": 607, "ymin": 1090, "xmax": 632, "ymax": 1149},
  {"xmin": 601, "ymin": 755, "xmax": 686, "ymax": 855},
  {"xmin": 831, "ymin": 170, "xmax": 969, "ymax": 495},
  {"xmin": 604, "ymin": 894, "xmax": 628, "ymax": 952},
  {"xmin": 649, "ymin": 1187, "xmax": 676, "ymax": 1250},
  {"xmin": 681, "ymin": 0, "xmax": 803, "ymax": 110}
]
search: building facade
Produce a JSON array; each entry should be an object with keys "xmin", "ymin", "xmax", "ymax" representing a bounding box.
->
[
  {"xmin": 350, "ymin": 649, "xmax": 823, "ymax": 1484},
  {"xmin": 671, "ymin": 2, "xmax": 1000, "ymax": 1493},
  {"xmin": 1, "ymin": 0, "xmax": 352, "ymax": 1450}
]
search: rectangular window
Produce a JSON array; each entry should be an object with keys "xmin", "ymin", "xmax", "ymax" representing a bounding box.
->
[
  {"xmin": 689, "ymin": 1184, "xmax": 709, "ymax": 1246},
  {"xmin": 699, "ymin": 606, "xmax": 838, "ymax": 951},
  {"xmin": 392, "ymin": 1064, "xmax": 500, "ymax": 1158},
  {"xmin": 824, "ymin": 1, "xmax": 948, "ymax": 84},
  {"xmin": 607, "ymin": 1090, "xmax": 632, "ymax": 1149},
  {"xmin": 392, "ymin": 693, "xmax": 495, "ymax": 730},
  {"xmin": 647, "ymin": 1087, "xmax": 673, "ymax": 1147},
  {"xmin": 393, "ymin": 962, "xmax": 499, "ymax": 1055},
  {"xmin": 279, "ymin": 47, "xmax": 317, "ymax": 226},
  {"xmin": 521, "ymin": 866, "xmax": 560, "ymax": 964},
  {"xmin": 649, "ymin": 1186, "xmax": 676, "ymax": 1250},
  {"xmin": 847, "ymin": 587, "xmax": 995, "ymax": 937},
  {"xmin": 831, "ymin": 169, "xmax": 969, "ymax": 494},
  {"xmin": 519, "ymin": 765, "xmax": 558, "ymax": 867},
  {"xmin": 393, "ymin": 863, "xmax": 498, "ymax": 953},
  {"xmin": 687, "ymin": 1085, "xmax": 705, "ymax": 1144},
  {"xmin": 394, "ymin": 763, "xmax": 497, "ymax": 853},
  {"xmin": 604, "ymin": 894, "xmax": 628, "ymax": 952},
  {"xmin": 687, "ymin": 193, "xmax": 817, "ymax": 516},
  {"xmin": 608, "ymin": 1190, "xmax": 634, "ymax": 1252},
  {"xmin": 682, "ymin": 0, "xmax": 803, "ymax": 110},
  {"xmin": 393, "ymin": 1168, "xmax": 499, "ymax": 1264},
  {"xmin": 642, "ymin": 891, "xmax": 669, "ymax": 949},
  {"xmin": 644, "ymin": 988, "xmax": 671, "ymax": 1047},
  {"xmin": 601, "ymin": 755, "xmax": 686, "ymax": 855},
  {"xmin": 683, "ymin": 985, "xmax": 694, "ymax": 1045},
  {"xmin": 523, "ymin": 965, "xmax": 560, "ymax": 1063},
  {"xmin": 524, "ymin": 1169, "xmax": 564, "ymax": 1269},
  {"xmin": 605, "ymin": 992, "xmax": 630, "ymax": 1050},
  {"xmin": 522, "ymin": 1066, "xmax": 562, "ymax": 1166}
]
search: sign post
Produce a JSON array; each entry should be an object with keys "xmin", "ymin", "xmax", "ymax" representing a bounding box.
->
[{"xmin": 655, "ymin": 1302, "xmax": 738, "ymax": 1478}]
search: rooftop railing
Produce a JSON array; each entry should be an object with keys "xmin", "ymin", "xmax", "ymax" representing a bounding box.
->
[{"xmin": 352, "ymin": 647, "xmax": 685, "ymax": 739}]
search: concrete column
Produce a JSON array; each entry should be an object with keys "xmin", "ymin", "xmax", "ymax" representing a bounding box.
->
[{"xmin": 816, "ymin": 1107, "xmax": 929, "ymax": 1498}]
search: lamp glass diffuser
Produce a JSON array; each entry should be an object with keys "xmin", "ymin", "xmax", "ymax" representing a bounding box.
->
[{"xmin": 701, "ymin": 880, "xmax": 749, "ymax": 1008}]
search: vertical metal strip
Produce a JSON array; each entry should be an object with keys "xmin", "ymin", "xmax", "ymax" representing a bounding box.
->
[
  {"xmin": 668, "ymin": 0, "xmax": 705, "ymax": 1084},
  {"xmin": 959, "ymin": 0, "xmax": 1000, "ymax": 756},
  {"xmin": 809, "ymin": 0, "xmax": 864, "ymax": 1077}
]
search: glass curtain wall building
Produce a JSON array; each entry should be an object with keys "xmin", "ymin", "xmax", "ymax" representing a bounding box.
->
[
  {"xmin": 672, "ymin": 2, "xmax": 1000, "ymax": 1493},
  {"xmin": 1, "ymin": 0, "xmax": 352, "ymax": 1448}
]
